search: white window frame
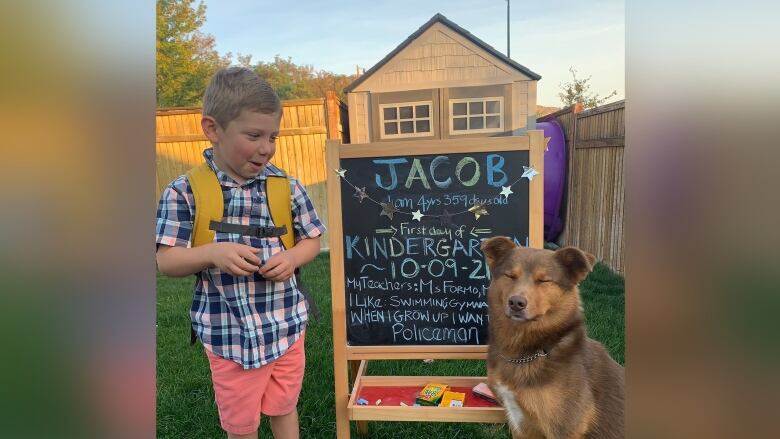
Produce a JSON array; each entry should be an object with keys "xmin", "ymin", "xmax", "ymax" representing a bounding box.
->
[
  {"xmin": 378, "ymin": 101, "xmax": 434, "ymax": 139},
  {"xmin": 449, "ymin": 97, "xmax": 504, "ymax": 135}
]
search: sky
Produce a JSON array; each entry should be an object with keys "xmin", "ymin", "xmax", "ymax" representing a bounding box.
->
[{"xmin": 200, "ymin": 0, "xmax": 624, "ymax": 107}]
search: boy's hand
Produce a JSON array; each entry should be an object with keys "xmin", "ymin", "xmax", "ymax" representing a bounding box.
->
[
  {"xmin": 259, "ymin": 251, "xmax": 297, "ymax": 282},
  {"xmin": 207, "ymin": 243, "xmax": 261, "ymax": 277}
]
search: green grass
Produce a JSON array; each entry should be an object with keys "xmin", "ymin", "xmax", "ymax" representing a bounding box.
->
[{"xmin": 157, "ymin": 253, "xmax": 624, "ymax": 438}]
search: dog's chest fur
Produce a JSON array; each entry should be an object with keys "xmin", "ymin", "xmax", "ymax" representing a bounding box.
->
[{"xmin": 492, "ymin": 373, "xmax": 563, "ymax": 433}]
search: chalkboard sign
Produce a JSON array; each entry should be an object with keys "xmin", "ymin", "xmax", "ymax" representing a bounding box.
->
[
  {"xmin": 326, "ymin": 136, "xmax": 544, "ymax": 438},
  {"xmin": 329, "ymin": 138, "xmax": 542, "ymax": 347}
]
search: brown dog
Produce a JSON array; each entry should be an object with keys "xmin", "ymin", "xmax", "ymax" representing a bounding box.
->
[{"xmin": 481, "ymin": 237, "xmax": 624, "ymax": 439}]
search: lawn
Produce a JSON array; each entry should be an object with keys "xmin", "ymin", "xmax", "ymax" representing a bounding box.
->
[{"xmin": 157, "ymin": 252, "xmax": 624, "ymax": 438}]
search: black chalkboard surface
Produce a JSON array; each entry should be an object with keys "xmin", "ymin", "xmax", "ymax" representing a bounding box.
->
[{"xmin": 338, "ymin": 150, "xmax": 531, "ymax": 346}]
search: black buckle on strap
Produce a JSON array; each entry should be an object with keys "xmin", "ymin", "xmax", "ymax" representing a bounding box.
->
[{"xmin": 250, "ymin": 225, "xmax": 288, "ymax": 238}]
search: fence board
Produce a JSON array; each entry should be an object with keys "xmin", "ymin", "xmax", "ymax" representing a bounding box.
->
[{"xmin": 539, "ymin": 100, "xmax": 625, "ymax": 272}]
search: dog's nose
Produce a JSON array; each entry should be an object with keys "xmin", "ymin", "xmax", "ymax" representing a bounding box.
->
[{"xmin": 508, "ymin": 295, "xmax": 527, "ymax": 311}]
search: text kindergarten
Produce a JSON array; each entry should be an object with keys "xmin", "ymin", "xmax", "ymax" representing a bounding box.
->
[{"xmin": 340, "ymin": 151, "xmax": 530, "ymax": 346}]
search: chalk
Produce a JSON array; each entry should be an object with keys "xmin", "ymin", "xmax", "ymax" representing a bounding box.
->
[
  {"xmin": 356, "ymin": 398, "xmax": 368, "ymax": 405},
  {"xmin": 375, "ymin": 399, "xmax": 382, "ymax": 405},
  {"xmin": 400, "ymin": 402, "xmax": 408, "ymax": 406}
]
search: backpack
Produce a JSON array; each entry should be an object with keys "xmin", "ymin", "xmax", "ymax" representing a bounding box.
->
[
  {"xmin": 187, "ymin": 162, "xmax": 294, "ymax": 249},
  {"xmin": 185, "ymin": 162, "xmax": 319, "ymax": 345}
]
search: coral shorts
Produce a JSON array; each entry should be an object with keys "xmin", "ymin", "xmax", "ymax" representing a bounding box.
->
[{"xmin": 205, "ymin": 332, "xmax": 306, "ymax": 435}]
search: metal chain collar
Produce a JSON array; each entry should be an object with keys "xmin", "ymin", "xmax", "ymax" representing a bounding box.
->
[{"xmin": 498, "ymin": 349, "xmax": 548, "ymax": 364}]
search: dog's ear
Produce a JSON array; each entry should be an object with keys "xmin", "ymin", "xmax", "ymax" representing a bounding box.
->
[
  {"xmin": 554, "ymin": 247, "xmax": 596, "ymax": 285},
  {"xmin": 481, "ymin": 236, "xmax": 517, "ymax": 268}
]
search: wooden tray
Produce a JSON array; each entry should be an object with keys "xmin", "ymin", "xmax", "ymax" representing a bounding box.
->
[{"xmin": 347, "ymin": 361, "xmax": 506, "ymax": 423}]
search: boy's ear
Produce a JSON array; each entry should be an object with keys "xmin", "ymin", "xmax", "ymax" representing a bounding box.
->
[
  {"xmin": 201, "ymin": 116, "xmax": 220, "ymax": 144},
  {"xmin": 554, "ymin": 247, "xmax": 596, "ymax": 285},
  {"xmin": 481, "ymin": 236, "xmax": 516, "ymax": 269}
]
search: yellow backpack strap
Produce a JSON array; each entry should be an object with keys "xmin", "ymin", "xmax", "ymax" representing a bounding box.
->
[
  {"xmin": 186, "ymin": 163, "xmax": 223, "ymax": 247},
  {"xmin": 266, "ymin": 175, "xmax": 294, "ymax": 250},
  {"xmin": 267, "ymin": 174, "xmax": 321, "ymax": 321}
]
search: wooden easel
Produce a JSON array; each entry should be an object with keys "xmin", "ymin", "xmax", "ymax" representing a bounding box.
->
[{"xmin": 326, "ymin": 133, "xmax": 545, "ymax": 438}]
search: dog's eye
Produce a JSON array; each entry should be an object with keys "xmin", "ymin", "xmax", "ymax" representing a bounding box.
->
[
  {"xmin": 504, "ymin": 272, "xmax": 517, "ymax": 279},
  {"xmin": 536, "ymin": 278, "xmax": 553, "ymax": 284}
]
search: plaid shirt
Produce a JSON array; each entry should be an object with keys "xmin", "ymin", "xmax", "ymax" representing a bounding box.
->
[{"xmin": 156, "ymin": 148, "xmax": 326, "ymax": 369}]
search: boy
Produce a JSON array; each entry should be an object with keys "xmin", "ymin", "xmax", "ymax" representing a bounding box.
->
[{"xmin": 156, "ymin": 67, "xmax": 325, "ymax": 439}]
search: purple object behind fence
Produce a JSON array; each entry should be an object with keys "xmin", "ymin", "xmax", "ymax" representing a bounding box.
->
[{"xmin": 538, "ymin": 120, "xmax": 566, "ymax": 242}]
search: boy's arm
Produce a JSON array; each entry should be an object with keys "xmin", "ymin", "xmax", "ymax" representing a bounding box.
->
[
  {"xmin": 287, "ymin": 235, "xmax": 321, "ymax": 267},
  {"xmin": 157, "ymin": 243, "xmax": 261, "ymax": 278},
  {"xmin": 156, "ymin": 245, "xmax": 212, "ymax": 277}
]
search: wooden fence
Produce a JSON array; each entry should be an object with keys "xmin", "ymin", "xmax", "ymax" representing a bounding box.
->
[
  {"xmin": 156, "ymin": 91, "xmax": 348, "ymax": 251},
  {"xmin": 539, "ymin": 100, "xmax": 625, "ymax": 273}
]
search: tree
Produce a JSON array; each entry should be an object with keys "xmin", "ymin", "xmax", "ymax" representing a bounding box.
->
[
  {"xmin": 253, "ymin": 56, "xmax": 355, "ymax": 101},
  {"xmin": 558, "ymin": 66, "xmax": 618, "ymax": 109},
  {"xmin": 309, "ymin": 70, "xmax": 356, "ymax": 102},
  {"xmin": 156, "ymin": 0, "xmax": 230, "ymax": 107},
  {"xmin": 156, "ymin": 1, "xmax": 355, "ymax": 106}
]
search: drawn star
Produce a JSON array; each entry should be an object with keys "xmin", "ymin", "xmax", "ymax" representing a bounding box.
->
[
  {"xmin": 439, "ymin": 209, "xmax": 454, "ymax": 228},
  {"xmin": 353, "ymin": 186, "xmax": 368, "ymax": 203},
  {"xmin": 468, "ymin": 203, "xmax": 489, "ymax": 220},
  {"xmin": 411, "ymin": 210, "xmax": 424, "ymax": 221},
  {"xmin": 334, "ymin": 168, "xmax": 347, "ymax": 178},
  {"xmin": 379, "ymin": 202, "xmax": 399, "ymax": 220},
  {"xmin": 500, "ymin": 185, "xmax": 514, "ymax": 199},
  {"xmin": 521, "ymin": 166, "xmax": 540, "ymax": 181},
  {"xmin": 544, "ymin": 136, "xmax": 551, "ymax": 152}
]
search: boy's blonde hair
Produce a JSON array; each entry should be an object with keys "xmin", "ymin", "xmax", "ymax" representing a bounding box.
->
[{"xmin": 202, "ymin": 66, "xmax": 281, "ymax": 128}]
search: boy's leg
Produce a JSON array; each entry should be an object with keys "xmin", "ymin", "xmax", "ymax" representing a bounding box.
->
[
  {"xmin": 269, "ymin": 409, "xmax": 299, "ymax": 439},
  {"xmin": 206, "ymin": 349, "xmax": 273, "ymax": 438},
  {"xmin": 260, "ymin": 332, "xmax": 306, "ymax": 439}
]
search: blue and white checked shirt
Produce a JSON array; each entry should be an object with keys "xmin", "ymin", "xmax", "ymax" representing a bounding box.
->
[{"xmin": 156, "ymin": 148, "xmax": 326, "ymax": 369}]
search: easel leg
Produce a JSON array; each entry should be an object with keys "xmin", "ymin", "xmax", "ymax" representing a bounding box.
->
[
  {"xmin": 334, "ymin": 351, "xmax": 350, "ymax": 438},
  {"xmin": 335, "ymin": 370, "xmax": 349, "ymax": 439},
  {"xmin": 349, "ymin": 360, "xmax": 369, "ymax": 436}
]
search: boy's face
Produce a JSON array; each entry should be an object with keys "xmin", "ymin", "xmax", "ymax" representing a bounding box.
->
[{"xmin": 203, "ymin": 109, "xmax": 281, "ymax": 183}]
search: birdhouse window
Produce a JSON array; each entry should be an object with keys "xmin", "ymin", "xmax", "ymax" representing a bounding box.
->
[
  {"xmin": 379, "ymin": 101, "xmax": 434, "ymax": 139},
  {"xmin": 449, "ymin": 97, "xmax": 504, "ymax": 135}
]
